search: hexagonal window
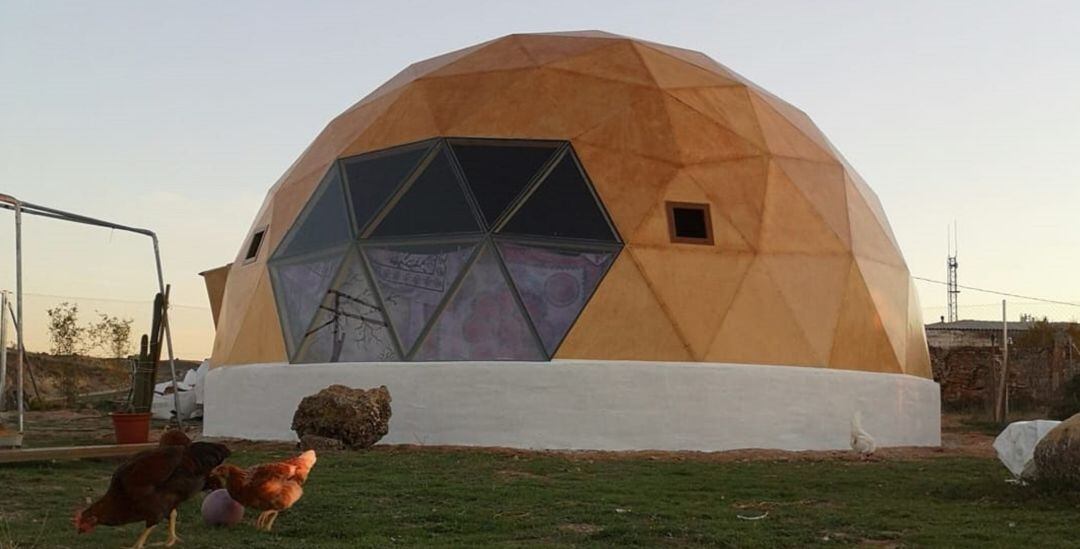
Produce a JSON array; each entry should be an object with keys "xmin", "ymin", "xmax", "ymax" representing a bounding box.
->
[{"xmin": 268, "ymin": 138, "xmax": 622, "ymax": 363}]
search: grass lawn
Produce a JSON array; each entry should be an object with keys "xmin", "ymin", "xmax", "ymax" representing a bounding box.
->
[{"xmin": 1, "ymin": 446, "xmax": 1078, "ymax": 548}]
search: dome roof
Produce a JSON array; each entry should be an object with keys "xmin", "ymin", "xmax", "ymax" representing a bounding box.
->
[{"xmin": 211, "ymin": 31, "xmax": 930, "ymax": 377}]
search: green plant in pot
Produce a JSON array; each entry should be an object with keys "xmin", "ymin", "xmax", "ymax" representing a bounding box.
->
[{"xmin": 110, "ymin": 294, "xmax": 164, "ymax": 444}]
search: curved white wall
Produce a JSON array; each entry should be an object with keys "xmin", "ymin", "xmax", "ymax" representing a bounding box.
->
[{"xmin": 203, "ymin": 360, "xmax": 940, "ymax": 451}]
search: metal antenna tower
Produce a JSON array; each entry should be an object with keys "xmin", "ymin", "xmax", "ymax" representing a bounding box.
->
[{"xmin": 946, "ymin": 222, "xmax": 959, "ymax": 322}]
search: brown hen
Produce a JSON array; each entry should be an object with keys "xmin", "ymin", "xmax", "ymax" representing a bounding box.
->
[{"xmin": 211, "ymin": 450, "xmax": 317, "ymax": 532}]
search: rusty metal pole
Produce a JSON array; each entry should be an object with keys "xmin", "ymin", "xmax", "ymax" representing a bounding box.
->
[
  {"xmin": 14, "ymin": 200, "xmax": 23, "ymax": 432},
  {"xmin": 994, "ymin": 300, "xmax": 1009, "ymax": 423},
  {"xmin": 0, "ymin": 290, "xmax": 7, "ymax": 411}
]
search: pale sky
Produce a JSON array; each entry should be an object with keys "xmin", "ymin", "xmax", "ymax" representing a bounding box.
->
[{"xmin": 2, "ymin": 1, "xmax": 1078, "ymax": 358}]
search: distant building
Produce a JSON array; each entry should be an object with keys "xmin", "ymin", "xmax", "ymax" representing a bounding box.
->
[{"xmin": 925, "ymin": 320, "xmax": 1032, "ymax": 350}]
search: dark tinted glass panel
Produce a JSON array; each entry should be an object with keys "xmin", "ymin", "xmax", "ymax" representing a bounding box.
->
[
  {"xmin": 371, "ymin": 148, "xmax": 481, "ymax": 237},
  {"xmin": 499, "ymin": 152, "xmax": 617, "ymax": 242},
  {"xmin": 497, "ymin": 240, "xmax": 616, "ymax": 355},
  {"xmin": 275, "ymin": 166, "xmax": 352, "ymax": 259},
  {"xmin": 297, "ymin": 249, "xmax": 399, "ymax": 363},
  {"xmin": 413, "ymin": 245, "xmax": 544, "ymax": 361},
  {"xmin": 673, "ymin": 207, "xmax": 708, "ymax": 239},
  {"xmin": 245, "ymin": 230, "xmax": 265, "ymax": 260},
  {"xmin": 344, "ymin": 144, "xmax": 429, "ymax": 234},
  {"xmin": 363, "ymin": 239, "xmax": 479, "ymax": 354},
  {"xmin": 451, "ymin": 142, "xmax": 558, "ymax": 227},
  {"xmin": 270, "ymin": 252, "xmax": 345, "ymax": 357}
]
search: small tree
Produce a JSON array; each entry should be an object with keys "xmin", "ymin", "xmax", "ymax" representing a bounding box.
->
[
  {"xmin": 88, "ymin": 313, "xmax": 134, "ymax": 360},
  {"xmin": 46, "ymin": 302, "xmax": 84, "ymax": 356}
]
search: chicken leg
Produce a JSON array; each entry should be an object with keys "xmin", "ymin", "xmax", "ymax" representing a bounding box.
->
[
  {"xmin": 126, "ymin": 524, "xmax": 156, "ymax": 549},
  {"xmin": 164, "ymin": 509, "xmax": 181, "ymax": 546},
  {"xmin": 262, "ymin": 511, "xmax": 280, "ymax": 532}
]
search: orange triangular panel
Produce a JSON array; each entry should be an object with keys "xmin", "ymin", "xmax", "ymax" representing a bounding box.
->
[
  {"xmin": 427, "ymin": 37, "xmax": 537, "ymax": 77},
  {"xmin": 547, "ymin": 40, "xmax": 655, "ymax": 87},
  {"xmin": 748, "ymin": 85, "xmax": 841, "ymax": 159},
  {"xmin": 846, "ymin": 180, "xmax": 905, "ymax": 267},
  {"xmin": 417, "ymin": 69, "xmax": 537, "ymax": 134},
  {"xmin": 634, "ymin": 44, "xmax": 741, "ymax": 89},
  {"xmin": 278, "ymin": 90, "xmax": 401, "ymax": 199},
  {"xmin": 774, "ymin": 157, "xmax": 850, "ymax": 247},
  {"xmin": 556, "ymin": 253, "xmax": 692, "ymax": 361},
  {"xmin": 905, "ymin": 278, "xmax": 932, "ymax": 377},
  {"xmin": 573, "ymin": 143, "xmax": 679, "ymax": 238},
  {"xmin": 844, "ymin": 166, "xmax": 901, "ymax": 250},
  {"xmin": 634, "ymin": 41, "xmax": 746, "ymax": 84},
  {"xmin": 537, "ymin": 67, "xmax": 645, "ymax": 138},
  {"xmin": 631, "ymin": 171, "xmax": 751, "ymax": 251},
  {"xmin": 342, "ymin": 85, "xmax": 440, "ymax": 157},
  {"xmin": 829, "ymin": 264, "xmax": 903, "ymax": 373},
  {"xmin": 686, "ymin": 157, "xmax": 769, "ymax": 248},
  {"xmin": 443, "ymin": 70, "xmax": 568, "ymax": 137},
  {"xmin": 761, "ymin": 254, "xmax": 852, "ymax": 364},
  {"xmin": 856, "ymin": 257, "xmax": 910, "ymax": 371},
  {"xmin": 758, "ymin": 161, "xmax": 848, "ymax": 253},
  {"xmin": 748, "ymin": 92, "xmax": 835, "ymax": 163},
  {"xmin": 221, "ymin": 272, "xmax": 287, "ymax": 365},
  {"xmin": 575, "ymin": 89, "xmax": 680, "ymax": 163},
  {"xmin": 706, "ymin": 259, "xmax": 822, "ymax": 366},
  {"xmin": 667, "ymin": 86, "xmax": 766, "ymax": 149},
  {"xmin": 632, "ymin": 246, "xmax": 753, "ymax": 359},
  {"xmin": 663, "ymin": 96, "xmax": 763, "ymax": 163},
  {"xmin": 515, "ymin": 34, "xmax": 615, "ymax": 65}
]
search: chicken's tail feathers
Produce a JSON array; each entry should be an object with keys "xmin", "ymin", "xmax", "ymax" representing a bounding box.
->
[
  {"xmin": 851, "ymin": 410, "xmax": 864, "ymax": 432},
  {"xmin": 284, "ymin": 450, "xmax": 317, "ymax": 481},
  {"xmin": 293, "ymin": 449, "xmax": 317, "ymax": 469}
]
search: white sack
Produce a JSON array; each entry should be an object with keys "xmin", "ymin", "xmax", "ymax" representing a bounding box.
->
[{"xmin": 993, "ymin": 420, "xmax": 1061, "ymax": 479}]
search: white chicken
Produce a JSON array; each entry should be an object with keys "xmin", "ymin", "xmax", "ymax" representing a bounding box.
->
[{"xmin": 850, "ymin": 411, "xmax": 876, "ymax": 457}]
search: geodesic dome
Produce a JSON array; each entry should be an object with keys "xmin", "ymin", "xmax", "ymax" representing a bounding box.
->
[{"xmin": 209, "ymin": 30, "xmax": 930, "ymax": 378}]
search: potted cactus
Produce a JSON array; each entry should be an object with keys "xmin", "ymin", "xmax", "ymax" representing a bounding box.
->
[{"xmin": 110, "ymin": 293, "xmax": 164, "ymax": 444}]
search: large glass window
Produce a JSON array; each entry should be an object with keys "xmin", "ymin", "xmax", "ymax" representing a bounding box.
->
[
  {"xmin": 363, "ymin": 239, "xmax": 480, "ymax": 354},
  {"xmin": 451, "ymin": 140, "xmax": 560, "ymax": 228},
  {"xmin": 342, "ymin": 141, "xmax": 431, "ymax": 235},
  {"xmin": 275, "ymin": 165, "xmax": 352, "ymax": 259},
  {"xmin": 268, "ymin": 138, "xmax": 623, "ymax": 363},
  {"xmin": 295, "ymin": 249, "xmax": 399, "ymax": 363}
]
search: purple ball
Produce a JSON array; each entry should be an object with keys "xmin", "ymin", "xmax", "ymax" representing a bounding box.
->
[{"xmin": 202, "ymin": 489, "xmax": 244, "ymax": 526}]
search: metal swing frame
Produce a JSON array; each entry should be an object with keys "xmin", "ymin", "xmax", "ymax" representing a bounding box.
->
[{"xmin": 0, "ymin": 193, "xmax": 181, "ymax": 434}]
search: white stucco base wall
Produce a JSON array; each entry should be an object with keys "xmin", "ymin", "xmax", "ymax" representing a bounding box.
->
[{"xmin": 203, "ymin": 360, "xmax": 940, "ymax": 452}]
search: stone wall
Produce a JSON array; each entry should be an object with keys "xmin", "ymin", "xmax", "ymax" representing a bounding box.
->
[{"xmin": 931, "ymin": 336, "xmax": 1080, "ymax": 411}]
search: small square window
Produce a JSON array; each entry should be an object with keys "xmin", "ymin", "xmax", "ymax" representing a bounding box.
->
[
  {"xmin": 665, "ymin": 202, "xmax": 713, "ymax": 245},
  {"xmin": 243, "ymin": 228, "xmax": 267, "ymax": 263}
]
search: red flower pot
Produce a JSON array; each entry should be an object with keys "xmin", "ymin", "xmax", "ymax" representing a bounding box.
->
[{"xmin": 110, "ymin": 412, "xmax": 152, "ymax": 444}]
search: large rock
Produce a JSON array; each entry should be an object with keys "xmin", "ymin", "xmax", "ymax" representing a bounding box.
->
[
  {"xmin": 291, "ymin": 385, "xmax": 391, "ymax": 449},
  {"xmin": 1033, "ymin": 413, "xmax": 1080, "ymax": 486},
  {"xmin": 993, "ymin": 420, "xmax": 1060, "ymax": 479}
]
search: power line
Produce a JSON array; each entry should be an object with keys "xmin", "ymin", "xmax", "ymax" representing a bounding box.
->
[
  {"xmin": 5, "ymin": 291, "xmax": 210, "ymax": 311},
  {"xmin": 913, "ymin": 276, "xmax": 1080, "ymax": 308}
]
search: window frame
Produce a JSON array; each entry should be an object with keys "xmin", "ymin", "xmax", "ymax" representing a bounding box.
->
[
  {"xmin": 242, "ymin": 226, "xmax": 269, "ymax": 264},
  {"xmin": 665, "ymin": 201, "xmax": 714, "ymax": 245}
]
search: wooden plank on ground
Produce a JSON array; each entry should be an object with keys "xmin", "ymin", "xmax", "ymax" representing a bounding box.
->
[{"xmin": 0, "ymin": 443, "xmax": 155, "ymax": 464}]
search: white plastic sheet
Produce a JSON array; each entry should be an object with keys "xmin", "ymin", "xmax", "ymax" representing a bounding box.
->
[
  {"xmin": 993, "ymin": 420, "xmax": 1061, "ymax": 479},
  {"xmin": 151, "ymin": 359, "xmax": 209, "ymax": 421}
]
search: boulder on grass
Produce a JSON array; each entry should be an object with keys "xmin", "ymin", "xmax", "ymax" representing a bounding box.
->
[
  {"xmin": 300, "ymin": 434, "xmax": 346, "ymax": 452},
  {"xmin": 1033, "ymin": 413, "xmax": 1080, "ymax": 486},
  {"xmin": 291, "ymin": 385, "xmax": 391, "ymax": 449}
]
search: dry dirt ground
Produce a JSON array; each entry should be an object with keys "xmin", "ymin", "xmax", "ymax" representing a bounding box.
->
[{"xmin": 1, "ymin": 409, "xmax": 997, "ymax": 463}]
